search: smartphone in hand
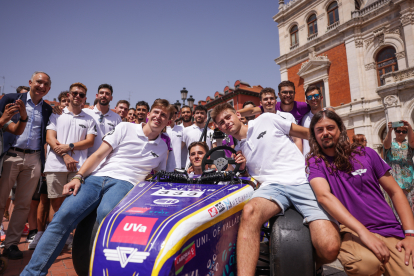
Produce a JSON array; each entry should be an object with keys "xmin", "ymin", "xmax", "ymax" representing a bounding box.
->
[{"xmin": 391, "ymin": 121, "xmax": 404, "ymax": 128}]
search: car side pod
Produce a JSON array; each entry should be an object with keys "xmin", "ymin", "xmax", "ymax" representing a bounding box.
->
[
  {"xmin": 270, "ymin": 208, "xmax": 315, "ymax": 276},
  {"xmin": 72, "ymin": 208, "xmax": 99, "ymax": 276}
]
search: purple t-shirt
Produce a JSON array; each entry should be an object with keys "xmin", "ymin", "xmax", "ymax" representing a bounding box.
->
[
  {"xmin": 308, "ymin": 147, "xmax": 403, "ymax": 238},
  {"xmin": 161, "ymin": 133, "xmax": 172, "ymax": 151},
  {"xmin": 276, "ymin": 101, "xmax": 310, "ymax": 124},
  {"xmin": 222, "ymin": 134, "xmax": 235, "ymax": 158}
]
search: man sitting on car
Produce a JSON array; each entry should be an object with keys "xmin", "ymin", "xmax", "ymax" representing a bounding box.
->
[
  {"xmin": 21, "ymin": 99, "xmax": 174, "ymax": 276},
  {"xmin": 211, "ymin": 102, "xmax": 340, "ymax": 276}
]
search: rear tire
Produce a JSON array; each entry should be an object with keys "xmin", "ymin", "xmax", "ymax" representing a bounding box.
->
[
  {"xmin": 269, "ymin": 208, "xmax": 315, "ymax": 276},
  {"xmin": 72, "ymin": 209, "xmax": 99, "ymax": 276}
]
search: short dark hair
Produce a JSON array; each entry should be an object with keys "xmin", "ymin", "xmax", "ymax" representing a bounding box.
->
[
  {"xmin": 172, "ymin": 105, "xmax": 179, "ymax": 112},
  {"xmin": 181, "ymin": 105, "xmax": 191, "ymax": 112},
  {"xmin": 58, "ymin": 91, "xmax": 69, "ymax": 102},
  {"xmin": 16, "ymin": 86, "xmax": 30, "ymax": 93},
  {"xmin": 116, "ymin": 100, "xmax": 130, "ymax": 108},
  {"xmin": 194, "ymin": 105, "xmax": 207, "ymax": 114},
  {"xmin": 136, "ymin": 101, "xmax": 150, "ymax": 111},
  {"xmin": 259, "ymin": 87, "xmax": 276, "ymax": 100},
  {"xmin": 305, "ymin": 85, "xmax": 321, "ymax": 96},
  {"xmin": 98, "ymin": 84, "xmax": 113, "ymax": 95},
  {"xmin": 278, "ymin": 80, "xmax": 295, "ymax": 93},
  {"xmin": 150, "ymin": 99, "xmax": 174, "ymax": 119},
  {"xmin": 243, "ymin": 101, "xmax": 256, "ymax": 108}
]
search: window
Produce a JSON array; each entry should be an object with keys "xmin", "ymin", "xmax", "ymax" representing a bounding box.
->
[
  {"xmin": 376, "ymin": 47, "xmax": 398, "ymax": 86},
  {"xmin": 355, "ymin": 0, "xmax": 361, "ymax": 10},
  {"xmin": 290, "ymin": 25, "xmax": 299, "ymax": 46},
  {"xmin": 327, "ymin": 2, "xmax": 339, "ymax": 25},
  {"xmin": 307, "ymin": 14, "xmax": 318, "ymax": 36},
  {"xmin": 215, "ymin": 95, "xmax": 218, "ymax": 99},
  {"xmin": 227, "ymin": 99, "xmax": 234, "ymax": 107}
]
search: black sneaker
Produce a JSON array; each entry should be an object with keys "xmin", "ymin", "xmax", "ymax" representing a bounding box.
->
[
  {"xmin": 3, "ymin": 245, "xmax": 23, "ymax": 259},
  {"xmin": 0, "ymin": 241, "xmax": 4, "ymax": 248},
  {"xmin": 26, "ymin": 229, "xmax": 38, "ymax": 242}
]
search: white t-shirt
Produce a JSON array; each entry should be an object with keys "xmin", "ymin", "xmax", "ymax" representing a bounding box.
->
[
  {"xmin": 91, "ymin": 123, "xmax": 168, "ymax": 186},
  {"xmin": 180, "ymin": 124, "xmax": 191, "ymax": 169},
  {"xmin": 239, "ymin": 112, "xmax": 308, "ymax": 187},
  {"xmin": 83, "ymin": 106, "xmax": 122, "ymax": 156},
  {"xmin": 166, "ymin": 124, "xmax": 184, "ymax": 171},
  {"xmin": 301, "ymin": 111, "xmax": 314, "ymax": 158},
  {"xmin": 182, "ymin": 124, "xmax": 215, "ymax": 167},
  {"xmin": 44, "ymin": 108, "xmax": 97, "ymax": 172}
]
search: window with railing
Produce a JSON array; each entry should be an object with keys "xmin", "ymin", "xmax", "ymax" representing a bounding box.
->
[
  {"xmin": 327, "ymin": 2, "xmax": 339, "ymax": 25},
  {"xmin": 376, "ymin": 47, "xmax": 398, "ymax": 86},
  {"xmin": 307, "ymin": 14, "xmax": 318, "ymax": 36},
  {"xmin": 290, "ymin": 25, "xmax": 299, "ymax": 46},
  {"xmin": 355, "ymin": 0, "xmax": 361, "ymax": 10}
]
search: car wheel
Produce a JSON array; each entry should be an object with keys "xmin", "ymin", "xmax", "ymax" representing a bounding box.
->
[
  {"xmin": 269, "ymin": 208, "xmax": 315, "ymax": 276},
  {"xmin": 72, "ymin": 208, "xmax": 99, "ymax": 276}
]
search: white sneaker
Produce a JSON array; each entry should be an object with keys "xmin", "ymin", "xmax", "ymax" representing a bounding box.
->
[
  {"xmin": 66, "ymin": 233, "xmax": 74, "ymax": 249},
  {"xmin": 28, "ymin": 231, "xmax": 44, "ymax": 250}
]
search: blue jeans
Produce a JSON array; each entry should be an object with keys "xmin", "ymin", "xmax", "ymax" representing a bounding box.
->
[{"xmin": 21, "ymin": 176, "xmax": 133, "ymax": 276}]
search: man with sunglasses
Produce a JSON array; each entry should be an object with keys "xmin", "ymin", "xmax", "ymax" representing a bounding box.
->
[
  {"xmin": 166, "ymin": 105, "xmax": 184, "ymax": 171},
  {"xmin": 32, "ymin": 83, "xmax": 97, "ymax": 250},
  {"xmin": 383, "ymin": 120, "xmax": 414, "ymax": 218},
  {"xmin": 301, "ymin": 85, "xmax": 334, "ymax": 157}
]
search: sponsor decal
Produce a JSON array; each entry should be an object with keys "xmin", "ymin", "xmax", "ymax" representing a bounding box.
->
[
  {"xmin": 153, "ymin": 198, "xmax": 180, "ymax": 205},
  {"xmin": 149, "ymin": 209, "xmax": 170, "ymax": 216},
  {"xmin": 151, "ymin": 189, "xmax": 204, "ymax": 198},
  {"xmin": 110, "ymin": 216, "xmax": 157, "ymax": 245},
  {"xmin": 207, "ymin": 206, "xmax": 219, "ymax": 218},
  {"xmin": 174, "ymin": 241, "xmax": 196, "ymax": 274},
  {"xmin": 352, "ymin": 169, "xmax": 367, "ymax": 176},
  {"xmin": 222, "ymin": 198, "xmax": 233, "ymax": 210},
  {"xmin": 215, "ymin": 201, "xmax": 226, "ymax": 214},
  {"xmin": 257, "ymin": 131, "xmax": 266, "ymax": 139},
  {"xmin": 126, "ymin": 207, "xmax": 150, "ymax": 214},
  {"xmin": 103, "ymin": 246, "xmax": 149, "ymax": 268}
]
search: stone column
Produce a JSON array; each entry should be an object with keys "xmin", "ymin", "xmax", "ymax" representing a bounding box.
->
[
  {"xmin": 401, "ymin": 12, "xmax": 414, "ymax": 67},
  {"xmin": 383, "ymin": 94, "xmax": 402, "ymax": 123},
  {"xmin": 323, "ymin": 77, "xmax": 331, "ymax": 107},
  {"xmin": 345, "ymin": 38, "xmax": 362, "ymax": 100},
  {"xmin": 279, "ymin": 0, "xmax": 284, "ymax": 10}
]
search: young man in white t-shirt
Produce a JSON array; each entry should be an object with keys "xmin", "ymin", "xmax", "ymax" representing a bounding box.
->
[
  {"xmin": 300, "ymin": 85, "xmax": 335, "ymax": 157},
  {"xmin": 211, "ymin": 103, "xmax": 340, "ymax": 276},
  {"xmin": 30, "ymin": 83, "xmax": 96, "ymax": 249},
  {"xmin": 182, "ymin": 105, "xmax": 216, "ymax": 168},
  {"xmin": 22, "ymin": 99, "xmax": 174, "ymax": 276},
  {"xmin": 166, "ymin": 105, "xmax": 184, "ymax": 171}
]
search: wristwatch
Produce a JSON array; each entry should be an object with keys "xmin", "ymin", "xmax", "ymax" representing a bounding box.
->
[
  {"xmin": 19, "ymin": 116, "xmax": 28, "ymax": 122},
  {"xmin": 69, "ymin": 143, "xmax": 75, "ymax": 151}
]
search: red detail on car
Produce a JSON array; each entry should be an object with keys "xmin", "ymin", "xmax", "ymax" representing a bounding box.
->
[
  {"xmin": 110, "ymin": 216, "xmax": 158, "ymax": 245},
  {"xmin": 208, "ymin": 206, "xmax": 219, "ymax": 218}
]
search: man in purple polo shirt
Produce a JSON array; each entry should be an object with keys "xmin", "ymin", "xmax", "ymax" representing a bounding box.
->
[
  {"xmin": 238, "ymin": 81, "xmax": 310, "ymax": 124},
  {"xmin": 307, "ymin": 110, "xmax": 414, "ymax": 275}
]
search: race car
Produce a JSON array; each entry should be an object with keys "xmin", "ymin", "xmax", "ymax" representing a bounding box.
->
[{"xmin": 71, "ymin": 145, "xmax": 316, "ymax": 276}]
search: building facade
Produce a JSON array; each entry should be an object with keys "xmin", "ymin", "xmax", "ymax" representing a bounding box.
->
[{"xmin": 274, "ymin": 0, "xmax": 414, "ymax": 152}]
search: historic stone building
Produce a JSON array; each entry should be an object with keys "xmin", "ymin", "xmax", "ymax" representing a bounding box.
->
[{"xmin": 274, "ymin": 0, "xmax": 414, "ymax": 153}]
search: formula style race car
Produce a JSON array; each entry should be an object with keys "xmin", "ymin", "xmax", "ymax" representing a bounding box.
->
[{"xmin": 71, "ymin": 145, "xmax": 317, "ymax": 276}]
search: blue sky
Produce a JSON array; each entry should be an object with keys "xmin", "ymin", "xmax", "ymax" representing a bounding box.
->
[{"xmin": 0, "ymin": 1, "xmax": 281, "ymax": 107}]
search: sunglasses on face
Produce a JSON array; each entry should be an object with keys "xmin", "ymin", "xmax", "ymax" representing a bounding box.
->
[
  {"xmin": 395, "ymin": 130, "xmax": 408, "ymax": 134},
  {"xmin": 306, "ymin": 94, "xmax": 321, "ymax": 101},
  {"xmin": 71, "ymin": 92, "xmax": 86, "ymax": 98},
  {"xmin": 280, "ymin": 91, "xmax": 295, "ymax": 96}
]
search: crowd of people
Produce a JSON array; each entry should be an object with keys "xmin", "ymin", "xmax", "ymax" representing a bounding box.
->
[{"xmin": 0, "ymin": 71, "xmax": 414, "ymax": 276}]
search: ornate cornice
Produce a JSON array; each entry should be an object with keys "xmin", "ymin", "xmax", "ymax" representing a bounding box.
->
[
  {"xmin": 400, "ymin": 13, "xmax": 412, "ymax": 26},
  {"xmin": 395, "ymin": 51, "xmax": 406, "ymax": 60},
  {"xmin": 355, "ymin": 39, "xmax": 364, "ymax": 48},
  {"xmin": 383, "ymin": 95, "xmax": 398, "ymax": 107},
  {"xmin": 365, "ymin": 62, "xmax": 376, "ymax": 71}
]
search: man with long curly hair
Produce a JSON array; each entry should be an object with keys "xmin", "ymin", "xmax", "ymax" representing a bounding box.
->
[{"xmin": 307, "ymin": 110, "xmax": 414, "ymax": 275}]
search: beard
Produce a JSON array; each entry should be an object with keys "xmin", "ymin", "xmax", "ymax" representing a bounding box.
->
[
  {"xmin": 99, "ymin": 99, "xmax": 109, "ymax": 106},
  {"xmin": 183, "ymin": 116, "xmax": 192, "ymax": 123},
  {"xmin": 321, "ymin": 139, "xmax": 335, "ymax": 149}
]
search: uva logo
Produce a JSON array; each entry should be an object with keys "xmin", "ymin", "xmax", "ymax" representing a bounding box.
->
[
  {"xmin": 110, "ymin": 216, "xmax": 158, "ymax": 245},
  {"xmin": 123, "ymin": 223, "xmax": 147, "ymax": 233},
  {"xmin": 79, "ymin": 124, "xmax": 87, "ymax": 128},
  {"xmin": 257, "ymin": 131, "xmax": 266, "ymax": 139},
  {"xmin": 352, "ymin": 169, "xmax": 367, "ymax": 176}
]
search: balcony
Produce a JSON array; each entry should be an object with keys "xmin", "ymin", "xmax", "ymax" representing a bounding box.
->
[
  {"xmin": 307, "ymin": 33, "xmax": 318, "ymax": 41},
  {"xmin": 351, "ymin": 0, "xmax": 391, "ymax": 18},
  {"xmin": 381, "ymin": 67, "xmax": 414, "ymax": 85},
  {"xmin": 290, "ymin": 43, "xmax": 299, "ymax": 51},
  {"xmin": 327, "ymin": 21, "xmax": 339, "ymax": 32}
]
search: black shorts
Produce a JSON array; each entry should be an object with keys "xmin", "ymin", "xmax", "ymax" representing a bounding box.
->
[{"xmin": 32, "ymin": 176, "xmax": 47, "ymax": 201}]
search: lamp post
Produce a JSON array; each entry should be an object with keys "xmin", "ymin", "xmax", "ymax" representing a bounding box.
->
[
  {"xmin": 180, "ymin": 87, "xmax": 188, "ymax": 105},
  {"xmin": 174, "ymin": 100, "xmax": 182, "ymax": 110},
  {"xmin": 187, "ymin": 95, "xmax": 195, "ymax": 111}
]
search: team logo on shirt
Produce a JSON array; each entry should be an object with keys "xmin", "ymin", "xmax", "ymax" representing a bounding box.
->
[
  {"xmin": 151, "ymin": 151, "xmax": 159, "ymax": 158},
  {"xmin": 103, "ymin": 129, "xmax": 115, "ymax": 140},
  {"xmin": 351, "ymin": 169, "xmax": 367, "ymax": 176},
  {"xmin": 108, "ymin": 123, "xmax": 115, "ymax": 127},
  {"xmin": 176, "ymin": 135, "xmax": 182, "ymax": 137},
  {"xmin": 257, "ymin": 131, "xmax": 267, "ymax": 139},
  {"xmin": 94, "ymin": 125, "xmax": 97, "ymax": 132},
  {"xmin": 79, "ymin": 124, "xmax": 87, "ymax": 128}
]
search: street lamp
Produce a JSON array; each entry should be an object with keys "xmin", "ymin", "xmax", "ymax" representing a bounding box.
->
[
  {"xmin": 187, "ymin": 95, "xmax": 195, "ymax": 110},
  {"xmin": 180, "ymin": 87, "xmax": 188, "ymax": 105},
  {"xmin": 174, "ymin": 100, "xmax": 181, "ymax": 110}
]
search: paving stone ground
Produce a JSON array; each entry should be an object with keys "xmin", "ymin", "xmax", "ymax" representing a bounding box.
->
[{"xmin": 0, "ymin": 220, "xmax": 76, "ymax": 276}]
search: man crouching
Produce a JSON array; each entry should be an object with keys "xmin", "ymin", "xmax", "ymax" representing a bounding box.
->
[
  {"xmin": 210, "ymin": 102, "xmax": 340, "ymax": 276},
  {"xmin": 21, "ymin": 99, "xmax": 174, "ymax": 276}
]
